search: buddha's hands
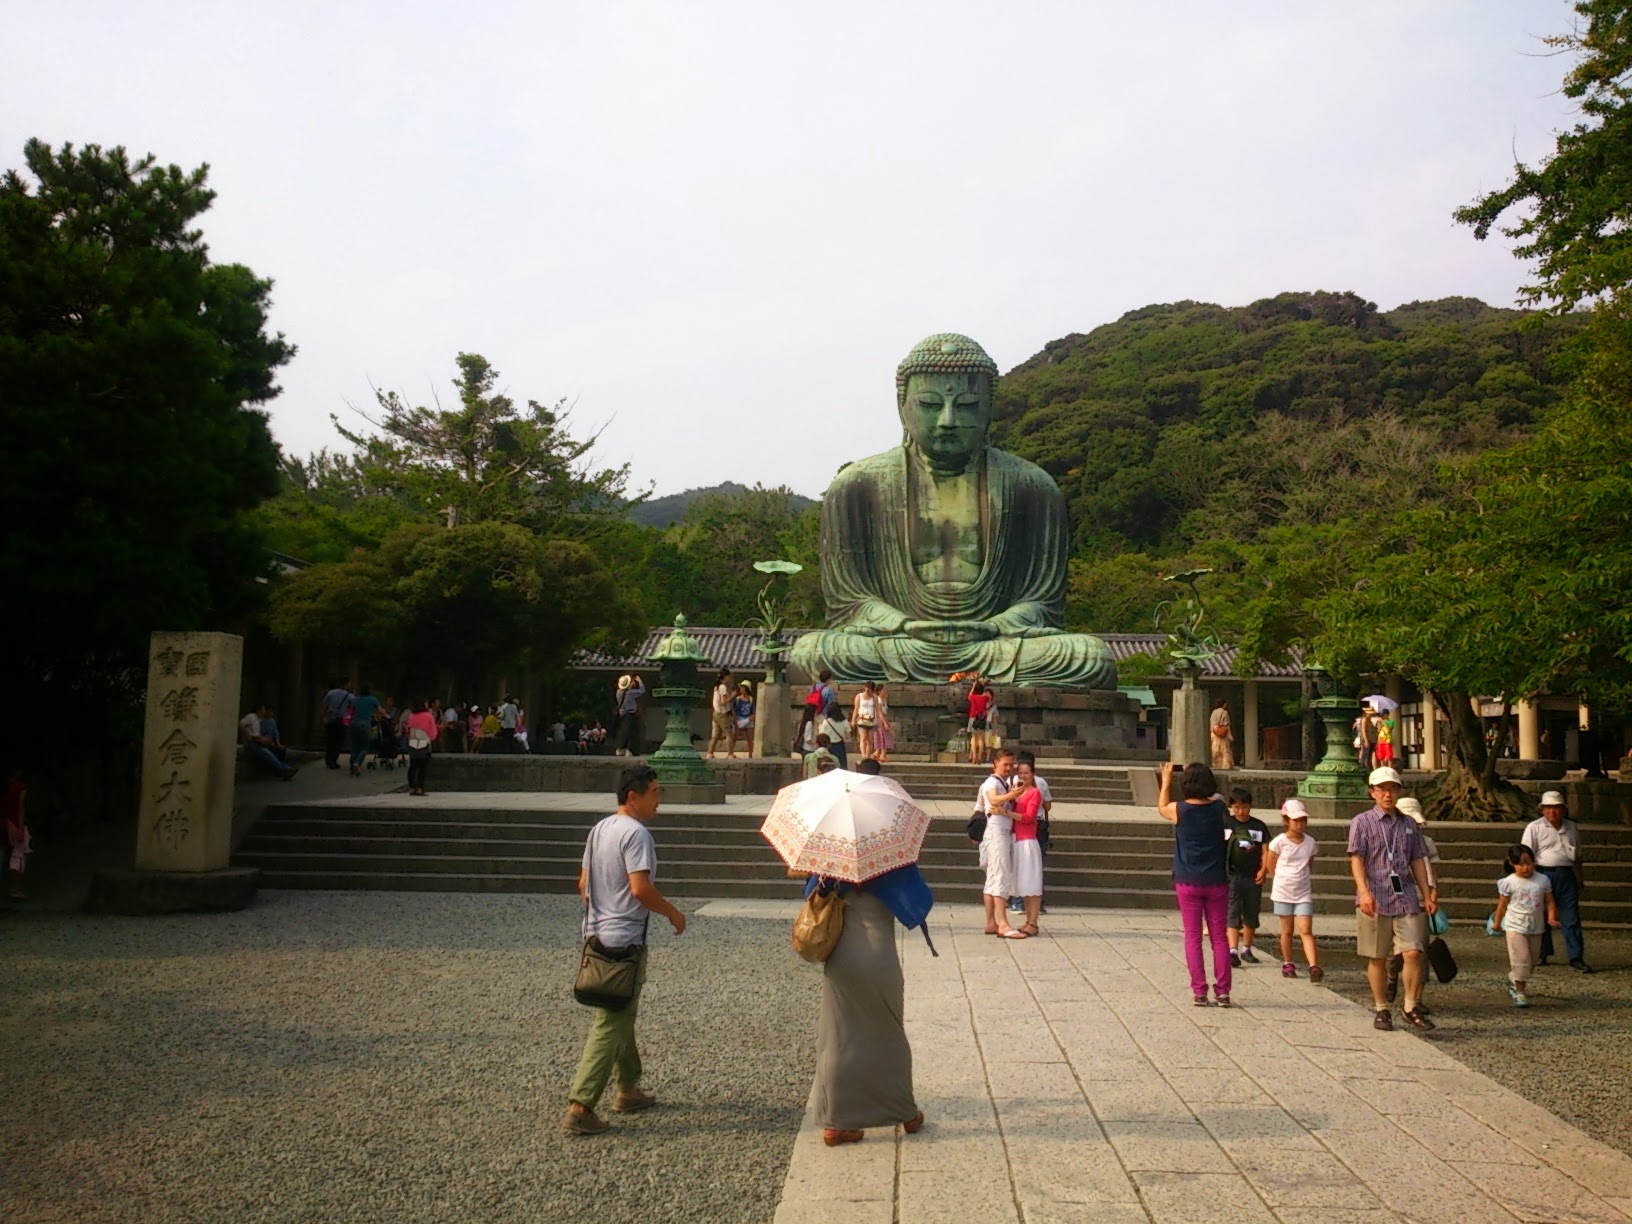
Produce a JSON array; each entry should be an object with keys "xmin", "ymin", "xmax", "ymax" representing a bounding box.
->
[{"xmin": 902, "ymin": 619, "xmax": 998, "ymax": 644}]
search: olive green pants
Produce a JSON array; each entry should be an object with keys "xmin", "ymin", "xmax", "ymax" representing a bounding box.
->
[{"xmin": 568, "ymin": 948, "xmax": 648, "ymax": 1109}]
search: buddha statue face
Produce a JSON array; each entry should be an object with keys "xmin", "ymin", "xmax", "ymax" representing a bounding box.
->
[{"xmin": 899, "ymin": 371, "xmax": 992, "ymax": 474}]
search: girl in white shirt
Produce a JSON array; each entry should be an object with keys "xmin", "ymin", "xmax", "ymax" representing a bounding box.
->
[{"xmin": 1263, "ymin": 798, "xmax": 1323, "ymax": 983}]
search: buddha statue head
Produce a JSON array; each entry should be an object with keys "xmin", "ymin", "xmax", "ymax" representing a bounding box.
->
[{"xmin": 895, "ymin": 333, "xmax": 1000, "ymax": 476}]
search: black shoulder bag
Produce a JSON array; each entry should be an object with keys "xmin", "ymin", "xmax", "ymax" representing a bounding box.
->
[{"xmin": 572, "ymin": 824, "xmax": 647, "ymax": 1011}]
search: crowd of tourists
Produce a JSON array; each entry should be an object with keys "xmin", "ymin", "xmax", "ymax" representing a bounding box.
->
[
  {"xmin": 560, "ymin": 734, "xmax": 1601, "ymax": 1147},
  {"xmin": 1164, "ymin": 762, "xmax": 1594, "ymax": 1027},
  {"xmin": 790, "ymin": 670, "xmax": 895, "ymax": 770}
]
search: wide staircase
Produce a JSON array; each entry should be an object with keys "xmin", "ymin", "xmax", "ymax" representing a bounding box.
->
[{"xmin": 235, "ymin": 794, "xmax": 1632, "ymax": 925}]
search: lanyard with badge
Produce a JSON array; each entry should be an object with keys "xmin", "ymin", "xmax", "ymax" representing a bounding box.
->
[{"xmin": 1381, "ymin": 814, "xmax": 1407, "ymax": 896}]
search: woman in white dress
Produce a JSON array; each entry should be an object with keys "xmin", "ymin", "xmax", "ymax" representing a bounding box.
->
[{"xmin": 1010, "ymin": 760, "xmax": 1046, "ymax": 935}]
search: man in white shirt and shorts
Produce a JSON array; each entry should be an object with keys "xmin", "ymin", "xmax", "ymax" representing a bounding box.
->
[{"xmin": 977, "ymin": 749, "xmax": 1024, "ymax": 938}]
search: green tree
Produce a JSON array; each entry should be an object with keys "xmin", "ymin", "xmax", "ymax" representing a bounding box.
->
[
  {"xmin": 270, "ymin": 521, "xmax": 643, "ymax": 688},
  {"xmin": 0, "ymin": 139, "xmax": 290, "ymax": 783},
  {"xmin": 1454, "ymin": 0, "xmax": 1632, "ymax": 310},
  {"xmin": 664, "ymin": 485, "xmax": 820, "ymax": 625},
  {"xmin": 336, "ymin": 352, "xmax": 639, "ymax": 534},
  {"xmin": 256, "ymin": 449, "xmax": 419, "ymax": 564},
  {"xmin": 1319, "ymin": 2, "xmax": 1632, "ymax": 818}
]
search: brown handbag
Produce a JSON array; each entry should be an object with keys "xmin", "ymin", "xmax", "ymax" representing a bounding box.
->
[{"xmin": 791, "ymin": 884, "xmax": 845, "ymax": 963}]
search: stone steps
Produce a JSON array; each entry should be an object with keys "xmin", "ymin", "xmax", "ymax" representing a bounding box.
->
[{"xmin": 236, "ymin": 799, "xmax": 1632, "ymax": 924}]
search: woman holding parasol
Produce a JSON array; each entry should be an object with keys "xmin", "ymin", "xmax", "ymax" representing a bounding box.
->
[{"xmin": 762, "ymin": 769, "xmax": 936, "ymax": 1147}]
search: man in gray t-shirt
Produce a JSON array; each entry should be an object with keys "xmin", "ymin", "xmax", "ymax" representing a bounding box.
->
[{"xmin": 565, "ymin": 766, "xmax": 685, "ymax": 1136}]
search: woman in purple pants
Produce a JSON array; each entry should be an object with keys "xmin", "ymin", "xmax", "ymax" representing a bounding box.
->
[{"xmin": 1157, "ymin": 761, "xmax": 1233, "ymax": 1006}]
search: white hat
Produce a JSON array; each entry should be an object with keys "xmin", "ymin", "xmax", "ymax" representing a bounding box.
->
[
  {"xmin": 1280, "ymin": 798, "xmax": 1309, "ymax": 821},
  {"xmin": 1540, "ymin": 790, "xmax": 1566, "ymax": 808},
  {"xmin": 1368, "ymin": 766, "xmax": 1403, "ymax": 786},
  {"xmin": 1396, "ymin": 796, "xmax": 1426, "ymax": 825}
]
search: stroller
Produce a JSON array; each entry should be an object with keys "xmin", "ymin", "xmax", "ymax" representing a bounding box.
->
[{"xmin": 367, "ymin": 718, "xmax": 406, "ymax": 770}]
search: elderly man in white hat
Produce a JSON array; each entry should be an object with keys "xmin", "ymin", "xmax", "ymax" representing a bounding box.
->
[
  {"xmin": 1347, "ymin": 766, "xmax": 1438, "ymax": 1031},
  {"xmin": 1522, "ymin": 790, "xmax": 1592, "ymax": 972}
]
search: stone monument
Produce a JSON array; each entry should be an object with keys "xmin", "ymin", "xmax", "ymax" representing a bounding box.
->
[
  {"xmin": 84, "ymin": 631, "xmax": 261, "ymax": 914},
  {"xmin": 790, "ymin": 334, "xmax": 1116, "ymax": 688}
]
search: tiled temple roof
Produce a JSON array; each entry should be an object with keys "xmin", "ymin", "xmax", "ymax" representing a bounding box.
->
[{"xmin": 578, "ymin": 628, "xmax": 1305, "ymax": 680}]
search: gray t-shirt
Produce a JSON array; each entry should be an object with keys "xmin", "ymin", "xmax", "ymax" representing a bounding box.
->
[
  {"xmin": 582, "ymin": 814, "xmax": 657, "ymax": 947},
  {"xmin": 499, "ymin": 702, "xmax": 519, "ymax": 730}
]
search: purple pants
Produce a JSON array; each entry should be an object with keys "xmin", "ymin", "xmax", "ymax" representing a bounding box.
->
[{"xmin": 1175, "ymin": 882, "xmax": 1232, "ymax": 998}]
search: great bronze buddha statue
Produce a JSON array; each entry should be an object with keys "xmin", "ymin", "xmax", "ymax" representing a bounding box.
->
[{"xmin": 792, "ymin": 334, "xmax": 1117, "ymax": 688}]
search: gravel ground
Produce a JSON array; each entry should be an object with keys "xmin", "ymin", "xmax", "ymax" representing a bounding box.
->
[
  {"xmin": 1315, "ymin": 924, "xmax": 1632, "ymax": 1154},
  {"xmin": 0, "ymin": 893, "xmax": 820, "ymax": 1224}
]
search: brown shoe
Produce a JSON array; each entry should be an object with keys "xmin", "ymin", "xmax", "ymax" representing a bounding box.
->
[
  {"xmin": 1373, "ymin": 1009, "xmax": 1394, "ymax": 1031},
  {"xmin": 562, "ymin": 1106, "xmax": 610, "ymax": 1136},
  {"xmin": 903, "ymin": 1111, "xmax": 925, "ymax": 1134},
  {"xmin": 823, "ymin": 1128, "xmax": 864, "ymax": 1146},
  {"xmin": 612, "ymin": 1089, "xmax": 657, "ymax": 1113}
]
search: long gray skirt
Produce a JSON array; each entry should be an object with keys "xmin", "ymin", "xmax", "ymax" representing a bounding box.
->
[{"xmin": 810, "ymin": 890, "xmax": 917, "ymax": 1129}]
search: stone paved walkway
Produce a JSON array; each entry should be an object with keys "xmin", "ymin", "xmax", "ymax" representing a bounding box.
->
[{"xmin": 753, "ymin": 902, "xmax": 1632, "ymax": 1224}]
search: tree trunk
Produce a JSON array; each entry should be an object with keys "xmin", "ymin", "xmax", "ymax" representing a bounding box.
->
[{"xmin": 1425, "ymin": 690, "xmax": 1531, "ymax": 822}]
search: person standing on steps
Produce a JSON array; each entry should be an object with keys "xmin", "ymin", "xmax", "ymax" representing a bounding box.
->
[
  {"xmin": 612, "ymin": 675, "xmax": 645, "ymax": 757},
  {"xmin": 1209, "ymin": 698, "xmax": 1235, "ymax": 770},
  {"xmin": 706, "ymin": 668, "xmax": 733, "ymax": 759},
  {"xmin": 1348, "ymin": 766, "xmax": 1438, "ymax": 1032},
  {"xmin": 563, "ymin": 765, "xmax": 685, "ymax": 1136},
  {"xmin": 1523, "ymin": 790, "xmax": 1593, "ymax": 973}
]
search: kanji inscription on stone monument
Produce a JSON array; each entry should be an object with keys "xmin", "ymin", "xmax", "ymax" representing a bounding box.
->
[{"xmin": 135, "ymin": 632, "xmax": 243, "ymax": 873}]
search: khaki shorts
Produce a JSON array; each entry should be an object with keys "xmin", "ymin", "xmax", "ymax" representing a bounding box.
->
[
  {"xmin": 1355, "ymin": 909, "xmax": 1428, "ymax": 959},
  {"xmin": 711, "ymin": 711, "xmax": 732, "ymax": 737}
]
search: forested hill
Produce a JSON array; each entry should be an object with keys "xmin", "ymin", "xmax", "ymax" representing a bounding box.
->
[
  {"xmin": 991, "ymin": 291, "xmax": 1584, "ymax": 563},
  {"xmin": 627, "ymin": 481, "xmax": 814, "ymax": 528},
  {"xmin": 987, "ymin": 291, "xmax": 1589, "ymax": 635}
]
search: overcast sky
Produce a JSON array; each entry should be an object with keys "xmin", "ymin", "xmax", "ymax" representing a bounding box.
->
[{"xmin": 6, "ymin": 1, "xmax": 1576, "ymax": 499}]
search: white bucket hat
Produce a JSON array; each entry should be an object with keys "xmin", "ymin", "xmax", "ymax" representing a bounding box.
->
[
  {"xmin": 1540, "ymin": 790, "xmax": 1566, "ymax": 808},
  {"xmin": 1396, "ymin": 796, "xmax": 1426, "ymax": 825}
]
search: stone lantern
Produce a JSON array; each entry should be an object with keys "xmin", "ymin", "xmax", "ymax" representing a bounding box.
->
[
  {"xmin": 1296, "ymin": 663, "xmax": 1370, "ymax": 818},
  {"xmin": 646, "ymin": 614, "xmax": 726, "ymax": 804}
]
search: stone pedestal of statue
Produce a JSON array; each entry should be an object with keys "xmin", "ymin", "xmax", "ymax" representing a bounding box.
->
[
  {"xmin": 752, "ymin": 680, "xmax": 789, "ymax": 760},
  {"xmin": 801, "ymin": 681, "xmax": 1154, "ymax": 762},
  {"xmin": 84, "ymin": 631, "xmax": 260, "ymax": 914},
  {"xmin": 1169, "ymin": 668, "xmax": 1212, "ymax": 767}
]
